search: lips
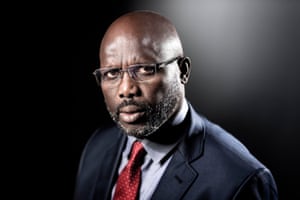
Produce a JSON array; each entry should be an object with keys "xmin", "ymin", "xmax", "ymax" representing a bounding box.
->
[{"xmin": 119, "ymin": 105, "xmax": 145, "ymax": 124}]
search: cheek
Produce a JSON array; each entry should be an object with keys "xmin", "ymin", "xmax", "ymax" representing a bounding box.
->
[
  {"xmin": 101, "ymin": 86, "xmax": 118, "ymax": 111},
  {"xmin": 141, "ymin": 79, "xmax": 168, "ymax": 102},
  {"xmin": 143, "ymin": 68, "xmax": 181, "ymax": 102}
]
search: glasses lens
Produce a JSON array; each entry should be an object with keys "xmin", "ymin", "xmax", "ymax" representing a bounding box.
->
[
  {"xmin": 103, "ymin": 68, "xmax": 121, "ymax": 81},
  {"xmin": 132, "ymin": 65, "xmax": 156, "ymax": 81}
]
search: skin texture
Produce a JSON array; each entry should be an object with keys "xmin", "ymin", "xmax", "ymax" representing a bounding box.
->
[{"xmin": 99, "ymin": 10, "xmax": 191, "ymax": 139}]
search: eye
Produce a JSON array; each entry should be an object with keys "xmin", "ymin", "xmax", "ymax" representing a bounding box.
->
[
  {"xmin": 102, "ymin": 68, "xmax": 121, "ymax": 80},
  {"xmin": 136, "ymin": 65, "xmax": 155, "ymax": 76}
]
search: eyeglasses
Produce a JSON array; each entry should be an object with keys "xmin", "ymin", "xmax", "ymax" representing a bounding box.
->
[{"xmin": 93, "ymin": 56, "xmax": 180, "ymax": 85}]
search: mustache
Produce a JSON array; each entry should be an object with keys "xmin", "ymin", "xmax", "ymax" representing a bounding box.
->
[{"xmin": 116, "ymin": 100, "xmax": 151, "ymax": 114}]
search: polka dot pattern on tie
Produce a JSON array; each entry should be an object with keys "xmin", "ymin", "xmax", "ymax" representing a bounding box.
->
[{"xmin": 113, "ymin": 141, "xmax": 146, "ymax": 200}]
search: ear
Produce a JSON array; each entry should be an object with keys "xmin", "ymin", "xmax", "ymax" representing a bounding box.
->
[{"xmin": 178, "ymin": 56, "xmax": 191, "ymax": 84}]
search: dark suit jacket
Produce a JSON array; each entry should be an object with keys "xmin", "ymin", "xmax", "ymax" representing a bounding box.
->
[{"xmin": 74, "ymin": 104, "xmax": 278, "ymax": 200}]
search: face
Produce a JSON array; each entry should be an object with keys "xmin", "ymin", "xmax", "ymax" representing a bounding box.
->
[
  {"xmin": 100, "ymin": 42, "xmax": 184, "ymax": 138},
  {"xmin": 101, "ymin": 60, "xmax": 183, "ymax": 138}
]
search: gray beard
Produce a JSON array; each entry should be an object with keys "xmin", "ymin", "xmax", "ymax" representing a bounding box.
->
[{"xmin": 108, "ymin": 80, "xmax": 182, "ymax": 138}]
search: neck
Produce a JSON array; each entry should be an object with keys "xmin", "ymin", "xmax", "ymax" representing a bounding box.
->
[{"xmin": 146, "ymin": 99, "xmax": 189, "ymax": 144}]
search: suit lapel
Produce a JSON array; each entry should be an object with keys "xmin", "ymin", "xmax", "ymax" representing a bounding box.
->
[
  {"xmin": 151, "ymin": 150, "xmax": 198, "ymax": 200},
  {"xmin": 151, "ymin": 104, "xmax": 206, "ymax": 200},
  {"xmin": 104, "ymin": 136, "xmax": 126, "ymax": 199}
]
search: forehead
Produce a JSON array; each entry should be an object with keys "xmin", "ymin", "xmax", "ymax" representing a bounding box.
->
[{"xmin": 100, "ymin": 34, "xmax": 163, "ymax": 66}]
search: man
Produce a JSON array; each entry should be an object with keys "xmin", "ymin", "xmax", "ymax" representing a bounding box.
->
[{"xmin": 74, "ymin": 10, "xmax": 278, "ymax": 200}]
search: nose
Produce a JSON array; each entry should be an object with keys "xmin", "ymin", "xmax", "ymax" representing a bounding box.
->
[{"xmin": 118, "ymin": 72, "xmax": 140, "ymax": 99}]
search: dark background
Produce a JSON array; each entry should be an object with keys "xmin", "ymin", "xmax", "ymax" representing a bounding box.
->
[{"xmin": 71, "ymin": 0, "xmax": 300, "ymax": 199}]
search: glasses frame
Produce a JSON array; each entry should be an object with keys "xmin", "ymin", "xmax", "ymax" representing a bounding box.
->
[{"xmin": 93, "ymin": 56, "xmax": 181, "ymax": 86}]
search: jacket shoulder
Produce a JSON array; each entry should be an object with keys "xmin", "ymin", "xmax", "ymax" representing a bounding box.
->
[
  {"xmin": 203, "ymin": 118, "xmax": 265, "ymax": 170},
  {"xmin": 185, "ymin": 110, "xmax": 278, "ymax": 198},
  {"xmin": 79, "ymin": 124, "xmax": 123, "ymax": 167}
]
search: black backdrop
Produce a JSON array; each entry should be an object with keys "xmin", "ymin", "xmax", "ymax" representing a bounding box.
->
[{"xmin": 71, "ymin": 1, "xmax": 300, "ymax": 199}]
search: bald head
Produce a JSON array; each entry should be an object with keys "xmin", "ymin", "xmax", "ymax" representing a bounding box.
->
[{"xmin": 100, "ymin": 10, "xmax": 184, "ymax": 67}]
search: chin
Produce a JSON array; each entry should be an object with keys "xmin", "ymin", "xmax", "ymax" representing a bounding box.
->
[{"xmin": 119, "ymin": 123, "xmax": 159, "ymax": 139}]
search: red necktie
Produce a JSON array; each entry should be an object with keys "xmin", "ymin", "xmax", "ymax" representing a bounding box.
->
[{"xmin": 113, "ymin": 141, "xmax": 146, "ymax": 200}]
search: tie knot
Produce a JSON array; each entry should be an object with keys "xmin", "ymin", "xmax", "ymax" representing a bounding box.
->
[{"xmin": 129, "ymin": 141, "xmax": 146, "ymax": 166}]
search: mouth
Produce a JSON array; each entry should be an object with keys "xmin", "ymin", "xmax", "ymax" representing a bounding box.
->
[{"xmin": 119, "ymin": 105, "xmax": 146, "ymax": 124}]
